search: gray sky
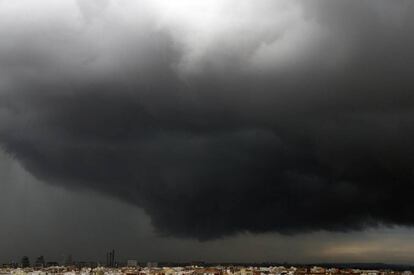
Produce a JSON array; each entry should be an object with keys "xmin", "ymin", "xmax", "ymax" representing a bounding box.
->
[
  {"xmin": 1, "ymin": 0, "xmax": 414, "ymax": 264},
  {"xmin": 2, "ymin": 149, "xmax": 414, "ymax": 264}
]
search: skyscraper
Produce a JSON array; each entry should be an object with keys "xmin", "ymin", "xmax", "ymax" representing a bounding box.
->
[
  {"xmin": 106, "ymin": 249, "xmax": 115, "ymax": 267},
  {"xmin": 21, "ymin": 256, "xmax": 30, "ymax": 268}
]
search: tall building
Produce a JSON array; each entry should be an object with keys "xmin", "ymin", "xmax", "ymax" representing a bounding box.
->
[
  {"xmin": 64, "ymin": 254, "xmax": 73, "ymax": 266},
  {"xmin": 35, "ymin": 256, "xmax": 45, "ymax": 267},
  {"xmin": 106, "ymin": 249, "xmax": 115, "ymax": 267},
  {"xmin": 21, "ymin": 256, "xmax": 30, "ymax": 268}
]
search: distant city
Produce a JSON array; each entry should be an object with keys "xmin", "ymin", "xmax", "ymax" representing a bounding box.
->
[{"xmin": 2, "ymin": 252, "xmax": 414, "ymax": 275}]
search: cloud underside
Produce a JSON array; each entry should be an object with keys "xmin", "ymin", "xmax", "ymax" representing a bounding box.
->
[{"xmin": 1, "ymin": 0, "xmax": 414, "ymax": 239}]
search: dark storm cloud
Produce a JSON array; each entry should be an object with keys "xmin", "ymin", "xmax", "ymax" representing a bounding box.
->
[{"xmin": 1, "ymin": 0, "xmax": 414, "ymax": 239}]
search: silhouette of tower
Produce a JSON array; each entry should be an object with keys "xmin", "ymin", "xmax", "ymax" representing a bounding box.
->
[
  {"xmin": 21, "ymin": 256, "xmax": 30, "ymax": 268},
  {"xmin": 64, "ymin": 254, "xmax": 73, "ymax": 266},
  {"xmin": 106, "ymin": 249, "xmax": 115, "ymax": 267},
  {"xmin": 35, "ymin": 256, "xmax": 45, "ymax": 267}
]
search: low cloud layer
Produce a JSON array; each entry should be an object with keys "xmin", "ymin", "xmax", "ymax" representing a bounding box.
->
[{"xmin": 1, "ymin": 0, "xmax": 414, "ymax": 239}]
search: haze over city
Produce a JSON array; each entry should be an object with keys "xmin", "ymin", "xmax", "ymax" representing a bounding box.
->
[{"xmin": 1, "ymin": 0, "xmax": 414, "ymax": 266}]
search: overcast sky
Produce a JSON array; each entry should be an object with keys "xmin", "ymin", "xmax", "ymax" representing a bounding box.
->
[{"xmin": 1, "ymin": 0, "xmax": 414, "ymax": 264}]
